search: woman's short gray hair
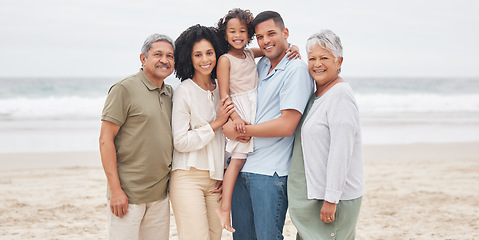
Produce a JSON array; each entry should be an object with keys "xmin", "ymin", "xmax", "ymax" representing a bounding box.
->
[
  {"xmin": 305, "ymin": 29, "xmax": 343, "ymax": 60},
  {"xmin": 141, "ymin": 33, "xmax": 175, "ymax": 57}
]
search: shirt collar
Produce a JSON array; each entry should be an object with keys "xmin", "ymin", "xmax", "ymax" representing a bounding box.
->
[
  {"xmin": 138, "ymin": 69, "xmax": 172, "ymax": 96},
  {"xmin": 263, "ymin": 53, "xmax": 291, "ymax": 75},
  {"xmin": 275, "ymin": 53, "xmax": 291, "ymax": 71}
]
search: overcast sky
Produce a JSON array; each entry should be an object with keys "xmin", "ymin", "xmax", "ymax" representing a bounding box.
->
[{"xmin": 1, "ymin": 0, "xmax": 478, "ymax": 78}]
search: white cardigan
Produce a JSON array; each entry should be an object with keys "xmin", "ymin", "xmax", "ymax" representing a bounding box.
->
[
  {"xmin": 301, "ymin": 82, "xmax": 364, "ymax": 203},
  {"xmin": 171, "ymin": 79, "xmax": 226, "ymax": 180}
]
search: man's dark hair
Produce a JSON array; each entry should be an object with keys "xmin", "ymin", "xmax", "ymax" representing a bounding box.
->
[{"xmin": 252, "ymin": 11, "xmax": 285, "ymax": 30}]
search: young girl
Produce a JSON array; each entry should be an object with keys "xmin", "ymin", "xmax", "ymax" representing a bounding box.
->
[
  {"xmin": 170, "ymin": 24, "xmax": 235, "ymax": 240},
  {"xmin": 215, "ymin": 8, "xmax": 300, "ymax": 233}
]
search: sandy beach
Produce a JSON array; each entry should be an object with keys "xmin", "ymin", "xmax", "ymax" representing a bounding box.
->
[{"xmin": 1, "ymin": 142, "xmax": 478, "ymax": 240}]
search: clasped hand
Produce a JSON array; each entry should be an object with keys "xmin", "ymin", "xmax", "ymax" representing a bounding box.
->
[{"xmin": 222, "ymin": 118, "xmax": 251, "ymax": 143}]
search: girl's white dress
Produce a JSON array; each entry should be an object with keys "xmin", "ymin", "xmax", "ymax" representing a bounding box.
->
[{"xmin": 223, "ymin": 48, "xmax": 258, "ymax": 155}]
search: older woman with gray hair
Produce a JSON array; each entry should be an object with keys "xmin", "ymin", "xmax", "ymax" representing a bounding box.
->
[{"xmin": 287, "ymin": 29, "xmax": 364, "ymax": 239}]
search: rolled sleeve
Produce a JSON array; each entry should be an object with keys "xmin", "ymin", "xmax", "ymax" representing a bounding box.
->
[{"xmin": 101, "ymin": 84, "xmax": 130, "ymax": 126}]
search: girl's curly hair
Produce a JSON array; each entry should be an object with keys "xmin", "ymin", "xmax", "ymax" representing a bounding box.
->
[
  {"xmin": 216, "ymin": 8, "xmax": 255, "ymax": 51},
  {"xmin": 174, "ymin": 24, "xmax": 226, "ymax": 83}
]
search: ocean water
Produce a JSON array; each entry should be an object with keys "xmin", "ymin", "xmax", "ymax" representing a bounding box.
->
[{"xmin": 1, "ymin": 76, "xmax": 478, "ymax": 153}]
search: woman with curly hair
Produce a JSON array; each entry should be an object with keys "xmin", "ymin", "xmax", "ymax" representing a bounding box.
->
[{"xmin": 169, "ymin": 24, "xmax": 235, "ymax": 240}]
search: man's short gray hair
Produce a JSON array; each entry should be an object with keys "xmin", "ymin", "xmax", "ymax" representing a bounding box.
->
[
  {"xmin": 141, "ymin": 33, "xmax": 175, "ymax": 57},
  {"xmin": 305, "ymin": 29, "xmax": 343, "ymax": 60}
]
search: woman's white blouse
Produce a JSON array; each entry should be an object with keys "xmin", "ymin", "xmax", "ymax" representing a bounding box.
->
[
  {"xmin": 172, "ymin": 79, "xmax": 225, "ymax": 180},
  {"xmin": 301, "ymin": 82, "xmax": 364, "ymax": 203}
]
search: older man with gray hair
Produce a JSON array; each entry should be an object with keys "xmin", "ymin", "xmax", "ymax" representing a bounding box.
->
[{"xmin": 99, "ymin": 33, "xmax": 175, "ymax": 239}]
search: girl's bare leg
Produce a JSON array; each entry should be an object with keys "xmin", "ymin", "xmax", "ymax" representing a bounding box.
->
[{"xmin": 216, "ymin": 158, "xmax": 246, "ymax": 232}]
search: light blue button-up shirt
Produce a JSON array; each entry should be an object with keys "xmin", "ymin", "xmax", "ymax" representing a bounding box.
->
[{"xmin": 242, "ymin": 53, "xmax": 314, "ymax": 176}]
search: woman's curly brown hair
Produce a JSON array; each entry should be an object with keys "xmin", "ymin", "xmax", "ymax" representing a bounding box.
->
[{"xmin": 174, "ymin": 24, "xmax": 226, "ymax": 83}]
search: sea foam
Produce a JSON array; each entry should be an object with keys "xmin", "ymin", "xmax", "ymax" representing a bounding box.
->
[{"xmin": 0, "ymin": 96, "xmax": 105, "ymax": 120}]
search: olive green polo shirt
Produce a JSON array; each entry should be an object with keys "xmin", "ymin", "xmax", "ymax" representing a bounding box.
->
[{"xmin": 101, "ymin": 69, "xmax": 173, "ymax": 204}]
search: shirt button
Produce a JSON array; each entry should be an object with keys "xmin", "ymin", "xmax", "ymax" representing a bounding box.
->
[{"xmin": 331, "ymin": 233, "xmax": 335, "ymax": 237}]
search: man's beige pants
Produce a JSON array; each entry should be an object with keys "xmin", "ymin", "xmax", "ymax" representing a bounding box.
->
[{"xmin": 107, "ymin": 197, "xmax": 170, "ymax": 240}]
